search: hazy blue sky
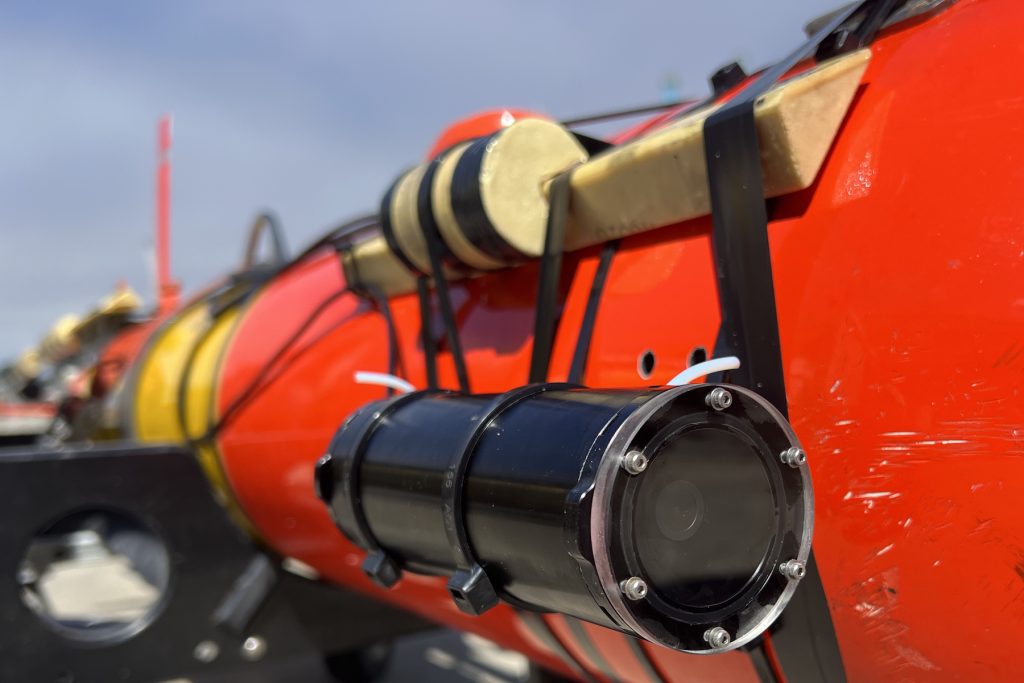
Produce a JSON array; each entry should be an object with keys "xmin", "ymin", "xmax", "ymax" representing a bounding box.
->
[{"xmin": 0, "ymin": 1, "xmax": 841, "ymax": 359}]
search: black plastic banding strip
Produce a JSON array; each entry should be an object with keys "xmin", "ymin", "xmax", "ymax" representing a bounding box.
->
[
  {"xmin": 442, "ymin": 384, "xmax": 566, "ymax": 615},
  {"xmin": 745, "ymin": 639, "xmax": 782, "ymax": 683},
  {"xmin": 568, "ymin": 240, "xmax": 619, "ymax": 385},
  {"xmin": 380, "ymin": 168, "xmax": 425, "ymax": 276},
  {"xmin": 363, "ymin": 284, "xmax": 400, "ymax": 396},
  {"xmin": 527, "ymin": 171, "xmax": 572, "ymax": 384},
  {"xmin": 416, "ymin": 161, "xmax": 461, "ymax": 270},
  {"xmin": 518, "ymin": 612, "xmax": 598, "ymax": 683},
  {"xmin": 416, "ymin": 276, "xmax": 438, "ymax": 390},
  {"xmin": 563, "ymin": 618, "xmax": 624, "ymax": 683},
  {"xmin": 449, "ymin": 132, "xmax": 524, "ymax": 263},
  {"xmin": 622, "ymin": 636, "xmax": 668, "ymax": 683},
  {"xmin": 702, "ymin": 2, "xmax": 876, "ymax": 681},
  {"xmin": 332, "ymin": 391, "xmax": 431, "ymax": 587},
  {"xmin": 417, "ymin": 159, "xmax": 470, "ymax": 393}
]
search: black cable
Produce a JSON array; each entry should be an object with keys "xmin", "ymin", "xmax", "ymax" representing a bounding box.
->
[
  {"xmin": 208, "ymin": 286, "xmax": 351, "ymax": 439},
  {"xmin": 561, "ymin": 100, "xmax": 696, "ymax": 128},
  {"xmin": 363, "ymin": 284, "xmax": 400, "ymax": 396},
  {"xmin": 416, "ymin": 276, "xmax": 438, "ymax": 390},
  {"xmin": 528, "ymin": 171, "xmax": 572, "ymax": 384},
  {"xmin": 243, "ymin": 211, "xmax": 289, "ymax": 270},
  {"xmin": 567, "ymin": 240, "xmax": 618, "ymax": 385}
]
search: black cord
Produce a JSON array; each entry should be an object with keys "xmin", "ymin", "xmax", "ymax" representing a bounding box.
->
[
  {"xmin": 567, "ymin": 240, "xmax": 619, "ymax": 385},
  {"xmin": 416, "ymin": 275, "xmax": 438, "ymax": 390},
  {"xmin": 528, "ymin": 171, "xmax": 572, "ymax": 384},
  {"xmin": 208, "ymin": 286, "xmax": 351, "ymax": 439},
  {"xmin": 363, "ymin": 284, "xmax": 401, "ymax": 396}
]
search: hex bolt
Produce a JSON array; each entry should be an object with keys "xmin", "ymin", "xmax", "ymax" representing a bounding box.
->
[
  {"xmin": 705, "ymin": 387, "xmax": 733, "ymax": 411},
  {"xmin": 621, "ymin": 450, "xmax": 649, "ymax": 475},
  {"xmin": 241, "ymin": 636, "xmax": 267, "ymax": 662},
  {"xmin": 619, "ymin": 576, "xmax": 649, "ymax": 601},
  {"xmin": 780, "ymin": 447, "xmax": 806, "ymax": 468},
  {"xmin": 779, "ymin": 559, "xmax": 806, "ymax": 581},
  {"xmin": 703, "ymin": 626, "xmax": 732, "ymax": 649},
  {"xmin": 193, "ymin": 640, "xmax": 220, "ymax": 663}
]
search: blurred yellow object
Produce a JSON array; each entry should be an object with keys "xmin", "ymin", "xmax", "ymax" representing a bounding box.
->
[
  {"xmin": 38, "ymin": 315, "xmax": 81, "ymax": 364},
  {"xmin": 130, "ymin": 294, "xmax": 254, "ymax": 535}
]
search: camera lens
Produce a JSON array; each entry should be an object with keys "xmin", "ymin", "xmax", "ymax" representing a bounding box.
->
[{"xmin": 632, "ymin": 426, "xmax": 776, "ymax": 611}]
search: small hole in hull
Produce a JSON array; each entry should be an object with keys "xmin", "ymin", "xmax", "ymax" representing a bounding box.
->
[{"xmin": 637, "ymin": 350, "xmax": 656, "ymax": 380}]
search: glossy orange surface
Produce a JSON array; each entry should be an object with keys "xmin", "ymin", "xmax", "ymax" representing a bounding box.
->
[{"xmin": 212, "ymin": 1, "xmax": 1024, "ymax": 679}]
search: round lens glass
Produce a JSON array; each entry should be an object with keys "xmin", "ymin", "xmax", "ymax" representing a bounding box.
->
[{"xmin": 632, "ymin": 426, "xmax": 776, "ymax": 610}]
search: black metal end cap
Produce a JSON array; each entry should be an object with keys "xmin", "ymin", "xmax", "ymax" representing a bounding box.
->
[{"xmin": 448, "ymin": 565, "xmax": 499, "ymax": 616}]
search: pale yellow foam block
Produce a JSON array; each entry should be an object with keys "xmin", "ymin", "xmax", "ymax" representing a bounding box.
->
[
  {"xmin": 566, "ymin": 49, "xmax": 870, "ymax": 250},
  {"xmin": 343, "ymin": 236, "xmax": 419, "ymax": 298}
]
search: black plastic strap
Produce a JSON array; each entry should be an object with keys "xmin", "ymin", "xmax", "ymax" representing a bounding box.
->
[
  {"xmin": 528, "ymin": 171, "xmax": 572, "ymax": 384},
  {"xmin": 443, "ymin": 384, "xmax": 564, "ymax": 615},
  {"xmin": 702, "ymin": 3, "xmax": 879, "ymax": 681},
  {"xmin": 449, "ymin": 134, "xmax": 524, "ymax": 263},
  {"xmin": 418, "ymin": 160, "xmax": 470, "ymax": 393},
  {"xmin": 816, "ymin": 0, "xmax": 899, "ymax": 61},
  {"xmin": 363, "ymin": 284, "xmax": 401, "ymax": 396},
  {"xmin": 622, "ymin": 636, "xmax": 667, "ymax": 683},
  {"xmin": 563, "ymin": 618, "xmax": 623, "ymax": 683},
  {"xmin": 333, "ymin": 392, "xmax": 431, "ymax": 588},
  {"xmin": 568, "ymin": 240, "xmax": 618, "ymax": 385},
  {"xmin": 518, "ymin": 612, "xmax": 598, "ymax": 683},
  {"xmin": 380, "ymin": 169, "xmax": 426, "ymax": 275},
  {"xmin": 416, "ymin": 275, "xmax": 439, "ymax": 390}
]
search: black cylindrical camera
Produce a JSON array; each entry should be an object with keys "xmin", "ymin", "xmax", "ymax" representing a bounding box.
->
[{"xmin": 316, "ymin": 383, "xmax": 812, "ymax": 653}]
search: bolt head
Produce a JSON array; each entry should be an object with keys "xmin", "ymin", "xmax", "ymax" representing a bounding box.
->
[
  {"xmin": 241, "ymin": 636, "xmax": 267, "ymax": 662},
  {"xmin": 619, "ymin": 576, "xmax": 648, "ymax": 601},
  {"xmin": 193, "ymin": 640, "xmax": 219, "ymax": 663},
  {"xmin": 779, "ymin": 559, "xmax": 806, "ymax": 580},
  {"xmin": 705, "ymin": 387, "xmax": 733, "ymax": 411},
  {"xmin": 621, "ymin": 450, "xmax": 649, "ymax": 475},
  {"xmin": 703, "ymin": 627, "xmax": 732, "ymax": 649},
  {"xmin": 780, "ymin": 447, "xmax": 806, "ymax": 468}
]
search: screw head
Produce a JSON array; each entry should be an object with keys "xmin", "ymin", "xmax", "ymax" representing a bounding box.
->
[
  {"xmin": 193, "ymin": 640, "xmax": 219, "ymax": 663},
  {"xmin": 705, "ymin": 387, "xmax": 733, "ymax": 411},
  {"xmin": 780, "ymin": 447, "xmax": 806, "ymax": 468},
  {"xmin": 241, "ymin": 636, "xmax": 267, "ymax": 662},
  {"xmin": 703, "ymin": 627, "xmax": 732, "ymax": 649},
  {"xmin": 619, "ymin": 576, "xmax": 648, "ymax": 601},
  {"xmin": 779, "ymin": 559, "xmax": 806, "ymax": 580},
  {"xmin": 621, "ymin": 450, "xmax": 649, "ymax": 475}
]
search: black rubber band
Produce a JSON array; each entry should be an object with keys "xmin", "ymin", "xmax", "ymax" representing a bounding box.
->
[
  {"xmin": 449, "ymin": 133, "xmax": 524, "ymax": 263},
  {"xmin": 331, "ymin": 391, "xmax": 434, "ymax": 588},
  {"xmin": 567, "ymin": 240, "xmax": 618, "ymax": 385},
  {"xmin": 622, "ymin": 637, "xmax": 668, "ymax": 683},
  {"xmin": 417, "ymin": 159, "xmax": 470, "ymax": 393},
  {"xmin": 528, "ymin": 171, "xmax": 572, "ymax": 384},
  {"xmin": 518, "ymin": 612, "xmax": 598, "ymax": 683},
  {"xmin": 442, "ymin": 383, "xmax": 568, "ymax": 615},
  {"xmin": 416, "ymin": 275, "xmax": 438, "ymax": 390},
  {"xmin": 701, "ymin": 3, "xmax": 878, "ymax": 681},
  {"xmin": 563, "ymin": 618, "xmax": 623, "ymax": 683},
  {"xmin": 380, "ymin": 168, "xmax": 426, "ymax": 276}
]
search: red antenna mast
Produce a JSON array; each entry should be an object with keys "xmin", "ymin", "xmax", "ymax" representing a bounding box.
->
[{"xmin": 155, "ymin": 114, "xmax": 180, "ymax": 314}]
